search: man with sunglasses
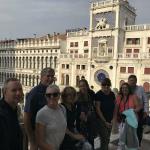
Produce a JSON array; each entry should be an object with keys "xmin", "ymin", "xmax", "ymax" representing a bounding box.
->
[
  {"xmin": 24, "ymin": 67, "xmax": 55, "ymax": 150},
  {"xmin": 95, "ymin": 78, "xmax": 115, "ymax": 150}
]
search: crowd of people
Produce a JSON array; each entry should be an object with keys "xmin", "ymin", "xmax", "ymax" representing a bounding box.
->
[{"xmin": 0, "ymin": 67, "xmax": 149, "ymax": 150}]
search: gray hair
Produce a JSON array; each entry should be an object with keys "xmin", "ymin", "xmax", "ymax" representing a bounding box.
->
[
  {"xmin": 41, "ymin": 67, "xmax": 55, "ymax": 77},
  {"xmin": 46, "ymin": 84, "xmax": 60, "ymax": 93}
]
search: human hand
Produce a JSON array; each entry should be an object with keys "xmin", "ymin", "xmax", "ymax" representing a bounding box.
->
[
  {"xmin": 73, "ymin": 134, "xmax": 85, "ymax": 141},
  {"xmin": 105, "ymin": 122, "xmax": 112, "ymax": 128},
  {"xmin": 80, "ymin": 112, "xmax": 87, "ymax": 121}
]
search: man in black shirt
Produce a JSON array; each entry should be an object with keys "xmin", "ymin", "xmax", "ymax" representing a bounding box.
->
[
  {"xmin": 95, "ymin": 78, "xmax": 115, "ymax": 150},
  {"xmin": 0, "ymin": 78, "xmax": 23, "ymax": 150}
]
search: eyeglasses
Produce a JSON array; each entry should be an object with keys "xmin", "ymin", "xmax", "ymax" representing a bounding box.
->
[
  {"xmin": 46, "ymin": 75, "xmax": 55, "ymax": 78},
  {"xmin": 45, "ymin": 92, "xmax": 60, "ymax": 98},
  {"xmin": 102, "ymin": 84, "xmax": 110, "ymax": 87}
]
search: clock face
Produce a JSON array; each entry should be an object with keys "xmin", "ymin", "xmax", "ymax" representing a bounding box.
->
[
  {"xmin": 97, "ymin": 72, "xmax": 106, "ymax": 82},
  {"xmin": 94, "ymin": 69, "xmax": 109, "ymax": 85}
]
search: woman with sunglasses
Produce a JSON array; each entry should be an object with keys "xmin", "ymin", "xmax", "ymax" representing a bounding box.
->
[
  {"xmin": 95, "ymin": 78, "xmax": 115, "ymax": 150},
  {"xmin": 35, "ymin": 85, "xmax": 67, "ymax": 150},
  {"xmin": 60, "ymin": 86, "xmax": 85, "ymax": 150}
]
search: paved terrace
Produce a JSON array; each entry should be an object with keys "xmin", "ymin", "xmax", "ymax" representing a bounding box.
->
[{"xmin": 109, "ymin": 127, "xmax": 150, "ymax": 149}]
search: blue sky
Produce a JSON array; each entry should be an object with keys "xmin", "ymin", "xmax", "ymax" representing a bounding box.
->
[{"xmin": 0, "ymin": 0, "xmax": 149, "ymax": 39}]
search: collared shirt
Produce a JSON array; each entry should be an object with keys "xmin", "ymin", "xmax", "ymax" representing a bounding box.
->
[
  {"xmin": 134, "ymin": 86, "xmax": 149, "ymax": 113},
  {"xmin": 0, "ymin": 99, "xmax": 23, "ymax": 150}
]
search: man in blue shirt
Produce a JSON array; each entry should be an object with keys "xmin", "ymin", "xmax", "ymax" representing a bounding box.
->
[{"xmin": 24, "ymin": 68, "xmax": 55, "ymax": 150}]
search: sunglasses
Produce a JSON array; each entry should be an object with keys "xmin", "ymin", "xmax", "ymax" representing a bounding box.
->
[
  {"xmin": 46, "ymin": 75, "xmax": 55, "ymax": 78},
  {"xmin": 102, "ymin": 84, "xmax": 110, "ymax": 87},
  {"xmin": 45, "ymin": 92, "xmax": 60, "ymax": 98}
]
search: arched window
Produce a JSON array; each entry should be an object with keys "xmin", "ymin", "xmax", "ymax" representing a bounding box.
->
[
  {"xmin": 45, "ymin": 57, "xmax": 48, "ymax": 68},
  {"xmin": 76, "ymin": 76, "xmax": 80, "ymax": 87},
  {"xmin": 13, "ymin": 57, "xmax": 15, "ymax": 68},
  {"xmin": 36, "ymin": 76, "xmax": 39, "ymax": 85},
  {"xmin": 37, "ymin": 57, "xmax": 40, "ymax": 69},
  {"xmin": 22, "ymin": 57, "xmax": 25, "ymax": 68},
  {"xmin": 41, "ymin": 57, "xmax": 44, "ymax": 69},
  {"xmin": 25, "ymin": 75, "xmax": 28, "ymax": 86},
  {"xmin": 61, "ymin": 74, "xmax": 65, "ymax": 85},
  {"xmin": 22, "ymin": 74, "xmax": 24, "ymax": 85},
  {"xmin": 10, "ymin": 57, "xmax": 12, "ymax": 68},
  {"xmin": 19, "ymin": 57, "xmax": 21, "ymax": 68},
  {"xmin": 16, "ymin": 57, "xmax": 18, "ymax": 68},
  {"xmin": 50, "ymin": 57, "xmax": 53, "ymax": 68},
  {"xmin": 54, "ymin": 57, "xmax": 57, "ymax": 68},
  {"xmin": 29, "ymin": 75, "xmax": 31, "ymax": 86},
  {"xmin": 32, "ymin": 75, "xmax": 35, "ymax": 86},
  {"xmin": 33, "ymin": 57, "xmax": 36, "ymax": 69},
  {"xmin": 29, "ymin": 57, "xmax": 32, "ymax": 69},
  {"xmin": 66, "ymin": 74, "xmax": 69, "ymax": 85},
  {"xmin": 26, "ymin": 57, "xmax": 28, "ymax": 68}
]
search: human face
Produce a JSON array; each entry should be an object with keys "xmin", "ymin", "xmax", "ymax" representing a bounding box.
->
[
  {"xmin": 79, "ymin": 81, "xmax": 88, "ymax": 93},
  {"xmin": 41, "ymin": 71, "xmax": 55, "ymax": 86},
  {"xmin": 101, "ymin": 83, "xmax": 111, "ymax": 94},
  {"xmin": 45, "ymin": 87, "xmax": 60, "ymax": 109},
  {"xmin": 4, "ymin": 81, "xmax": 23, "ymax": 108},
  {"xmin": 128, "ymin": 77, "xmax": 137, "ymax": 87},
  {"xmin": 121, "ymin": 84, "xmax": 129, "ymax": 96},
  {"xmin": 65, "ymin": 91, "xmax": 76, "ymax": 104}
]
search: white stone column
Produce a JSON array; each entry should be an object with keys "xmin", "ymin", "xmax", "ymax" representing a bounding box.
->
[
  {"xmin": 113, "ymin": 32, "xmax": 119, "ymax": 59},
  {"xmin": 115, "ymin": 5, "xmax": 120, "ymax": 29},
  {"xmin": 90, "ymin": 9, "xmax": 94, "ymax": 31},
  {"xmin": 71, "ymin": 61, "xmax": 76, "ymax": 87}
]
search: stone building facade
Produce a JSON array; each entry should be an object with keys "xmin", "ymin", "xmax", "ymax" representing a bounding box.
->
[{"xmin": 0, "ymin": 0, "xmax": 150, "ymax": 97}]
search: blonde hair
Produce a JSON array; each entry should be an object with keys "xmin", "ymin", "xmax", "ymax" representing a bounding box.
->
[{"xmin": 61, "ymin": 86, "xmax": 76, "ymax": 104}]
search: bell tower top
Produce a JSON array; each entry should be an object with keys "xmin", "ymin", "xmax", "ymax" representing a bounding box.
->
[{"xmin": 90, "ymin": 0, "xmax": 136, "ymax": 31}]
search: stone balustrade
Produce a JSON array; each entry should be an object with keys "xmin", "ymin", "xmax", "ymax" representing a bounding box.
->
[
  {"xmin": 125, "ymin": 24, "xmax": 150, "ymax": 31},
  {"xmin": 118, "ymin": 52, "xmax": 150, "ymax": 59}
]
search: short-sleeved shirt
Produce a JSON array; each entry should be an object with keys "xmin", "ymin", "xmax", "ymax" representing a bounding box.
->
[
  {"xmin": 95, "ymin": 90, "xmax": 115, "ymax": 122},
  {"xmin": 24, "ymin": 83, "xmax": 47, "ymax": 129},
  {"xmin": 36, "ymin": 105, "xmax": 67, "ymax": 150}
]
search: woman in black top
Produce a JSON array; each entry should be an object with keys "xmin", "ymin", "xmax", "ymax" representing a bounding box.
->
[
  {"xmin": 60, "ymin": 86, "xmax": 85, "ymax": 150},
  {"xmin": 75, "ymin": 79, "xmax": 95, "ymax": 146}
]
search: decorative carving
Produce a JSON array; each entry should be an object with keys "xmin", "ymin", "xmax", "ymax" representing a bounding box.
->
[
  {"xmin": 95, "ymin": 17, "xmax": 110, "ymax": 30},
  {"xmin": 98, "ymin": 39, "xmax": 107, "ymax": 56}
]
